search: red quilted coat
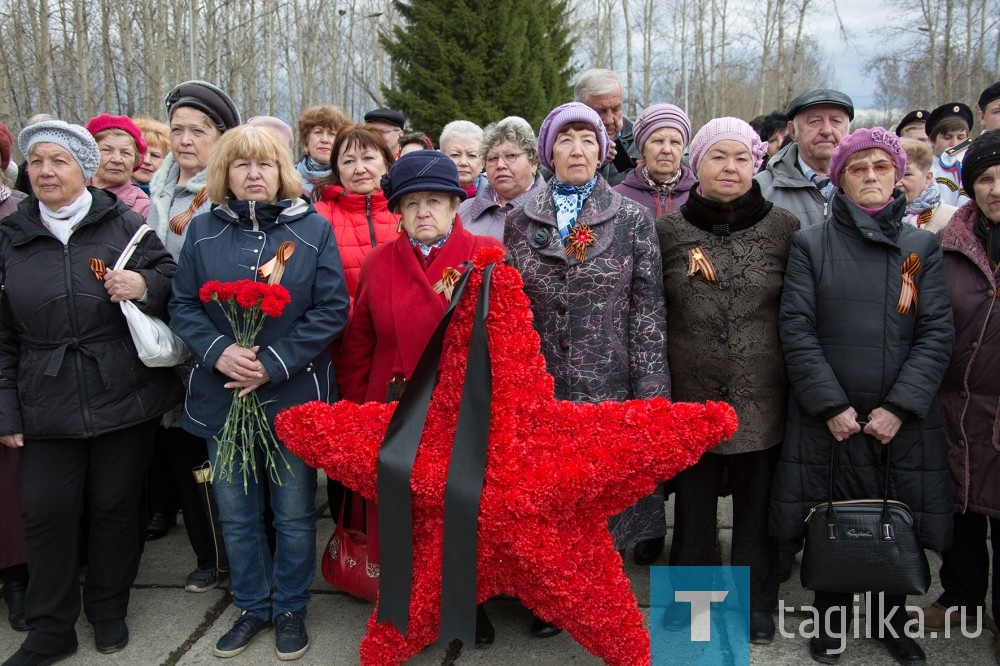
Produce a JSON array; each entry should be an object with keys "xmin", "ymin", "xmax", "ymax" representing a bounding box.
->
[{"xmin": 314, "ymin": 185, "xmax": 401, "ymax": 301}]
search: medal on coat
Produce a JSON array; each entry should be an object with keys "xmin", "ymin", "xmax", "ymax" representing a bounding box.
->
[
  {"xmin": 896, "ymin": 252, "xmax": 921, "ymax": 315},
  {"xmin": 687, "ymin": 246, "xmax": 718, "ymax": 282},
  {"xmin": 565, "ymin": 224, "xmax": 596, "ymax": 263}
]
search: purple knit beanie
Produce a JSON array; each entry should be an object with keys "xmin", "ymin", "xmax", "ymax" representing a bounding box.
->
[
  {"xmin": 537, "ymin": 102, "xmax": 609, "ymax": 171},
  {"xmin": 633, "ymin": 103, "xmax": 691, "ymax": 153},
  {"xmin": 828, "ymin": 127, "xmax": 906, "ymax": 187},
  {"xmin": 689, "ymin": 117, "xmax": 767, "ymax": 174}
]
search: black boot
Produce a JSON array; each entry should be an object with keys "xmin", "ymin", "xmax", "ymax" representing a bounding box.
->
[
  {"xmin": 632, "ymin": 536, "xmax": 665, "ymax": 565},
  {"xmin": 3, "ymin": 580, "xmax": 27, "ymax": 632},
  {"xmin": 475, "ymin": 604, "xmax": 494, "ymax": 648}
]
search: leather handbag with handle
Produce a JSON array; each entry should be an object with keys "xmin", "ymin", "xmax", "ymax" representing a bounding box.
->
[
  {"xmin": 114, "ymin": 224, "xmax": 190, "ymax": 367},
  {"xmin": 321, "ymin": 489, "xmax": 379, "ymax": 602},
  {"xmin": 800, "ymin": 438, "xmax": 930, "ymax": 595}
]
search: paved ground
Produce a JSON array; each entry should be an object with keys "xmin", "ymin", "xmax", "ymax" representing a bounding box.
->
[{"xmin": 1, "ymin": 481, "xmax": 995, "ymax": 665}]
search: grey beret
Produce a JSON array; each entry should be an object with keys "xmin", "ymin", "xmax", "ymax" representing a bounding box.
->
[
  {"xmin": 18, "ymin": 120, "xmax": 101, "ymax": 180},
  {"xmin": 786, "ymin": 88, "xmax": 855, "ymax": 121}
]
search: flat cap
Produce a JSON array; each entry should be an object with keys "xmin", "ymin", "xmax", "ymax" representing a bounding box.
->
[
  {"xmin": 925, "ymin": 102, "xmax": 973, "ymax": 137},
  {"xmin": 364, "ymin": 108, "xmax": 406, "ymax": 130},
  {"xmin": 785, "ymin": 88, "xmax": 855, "ymax": 121},
  {"xmin": 894, "ymin": 109, "xmax": 930, "ymax": 136}
]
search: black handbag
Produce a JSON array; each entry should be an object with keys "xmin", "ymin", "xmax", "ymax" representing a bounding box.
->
[{"xmin": 800, "ymin": 438, "xmax": 930, "ymax": 595}]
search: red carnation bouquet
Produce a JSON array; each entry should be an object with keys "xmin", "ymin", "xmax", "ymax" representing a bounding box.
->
[{"xmin": 199, "ymin": 279, "xmax": 293, "ymax": 491}]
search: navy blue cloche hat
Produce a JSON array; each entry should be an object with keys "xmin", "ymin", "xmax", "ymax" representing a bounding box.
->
[{"xmin": 381, "ymin": 149, "xmax": 468, "ymax": 213}]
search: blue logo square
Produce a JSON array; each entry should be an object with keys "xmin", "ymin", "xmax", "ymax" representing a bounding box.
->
[{"xmin": 650, "ymin": 566, "xmax": 750, "ymax": 666}]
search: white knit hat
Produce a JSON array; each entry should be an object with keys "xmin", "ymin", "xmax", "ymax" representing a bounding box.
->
[{"xmin": 18, "ymin": 120, "xmax": 101, "ymax": 180}]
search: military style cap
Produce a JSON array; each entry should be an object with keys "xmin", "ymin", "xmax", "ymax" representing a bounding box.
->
[
  {"xmin": 925, "ymin": 102, "xmax": 973, "ymax": 137},
  {"xmin": 894, "ymin": 109, "xmax": 930, "ymax": 137}
]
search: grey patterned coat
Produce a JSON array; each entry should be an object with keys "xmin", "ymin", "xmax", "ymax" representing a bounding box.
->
[
  {"xmin": 657, "ymin": 185, "xmax": 799, "ymax": 455},
  {"xmin": 504, "ymin": 176, "xmax": 670, "ymax": 547}
]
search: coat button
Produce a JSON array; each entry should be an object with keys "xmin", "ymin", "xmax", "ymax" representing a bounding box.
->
[
  {"xmin": 971, "ymin": 341, "xmax": 979, "ymax": 349},
  {"xmin": 557, "ymin": 305, "xmax": 567, "ymax": 316},
  {"xmin": 559, "ymin": 340, "xmax": 570, "ymax": 351},
  {"xmin": 719, "ymin": 280, "xmax": 731, "ymax": 290},
  {"xmin": 959, "ymin": 390, "xmax": 969, "ymax": 399},
  {"xmin": 532, "ymin": 230, "xmax": 550, "ymax": 246},
  {"xmin": 718, "ymin": 331, "xmax": 729, "ymax": 342},
  {"xmin": 957, "ymin": 438, "xmax": 966, "ymax": 448},
  {"xmin": 718, "ymin": 385, "xmax": 729, "ymax": 396}
]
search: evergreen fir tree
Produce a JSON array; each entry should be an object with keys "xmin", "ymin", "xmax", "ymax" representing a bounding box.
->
[{"xmin": 380, "ymin": 0, "xmax": 573, "ymax": 141}]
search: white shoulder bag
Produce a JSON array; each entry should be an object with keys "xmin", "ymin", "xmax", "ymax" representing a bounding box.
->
[{"xmin": 114, "ymin": 224, "xmax": 190, "ymax": 367}]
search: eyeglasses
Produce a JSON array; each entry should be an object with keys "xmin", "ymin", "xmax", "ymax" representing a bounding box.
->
[
  {"xmin": 844, "ymin": 161, "xmax": 895, "ymax": 178},
  {"xmin": 485, "ymin": 151, "xmax": 526, "ymax": 167}
]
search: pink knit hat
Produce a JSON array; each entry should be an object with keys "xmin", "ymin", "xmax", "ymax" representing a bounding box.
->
[
  {"xmin": 85, "ymin": 114, "xmax": 148, "ymax": 172},
  {"xmin": 828, "ymin": 126, "xmax": 906, "ymax": 187},
  {"xmin": 537, "ymin": 102, "xmax": 609, "ymax": 171},
  {"xmin": 633, "ymin": 103, "xmax": 691, "ymax": 153},
  {"xmin": 689, "ymin": 117, "xmax": 767, "ymax": 174}
]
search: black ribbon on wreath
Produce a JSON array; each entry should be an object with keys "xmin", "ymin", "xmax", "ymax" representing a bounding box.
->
[{"xmin": 376, "ymin": 260, "xmax": 496, "ymax": 648}]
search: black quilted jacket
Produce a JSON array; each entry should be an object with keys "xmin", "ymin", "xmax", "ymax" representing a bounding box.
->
[
  {"xmin": 0, "ymin": 188, "xmax": 181, "ymax": 439},
  {"xmin": 769, "ymin": 190, "xmax": 955, "ymax": 551}
]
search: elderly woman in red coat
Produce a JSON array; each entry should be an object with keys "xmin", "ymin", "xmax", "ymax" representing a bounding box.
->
[{"xmin": 335, "ymin": 150, "xmax": 501, "ymax": 645}]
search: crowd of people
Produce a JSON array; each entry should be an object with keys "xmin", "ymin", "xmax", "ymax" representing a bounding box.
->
[{"xmin": 1, "ymin": 68, "xmax": 999, "ymax": 666}]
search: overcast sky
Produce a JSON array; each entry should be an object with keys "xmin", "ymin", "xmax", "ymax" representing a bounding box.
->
[{"xmin": 817, "ymin": 0, "xmax": 891, "ymax": 110}]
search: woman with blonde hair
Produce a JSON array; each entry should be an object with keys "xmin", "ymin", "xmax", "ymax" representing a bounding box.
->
[
  {"xmin": 897, "ymin": 138, "xmax": 957, "ymax": 233},
  {"xmin": 169, "ymin": 124, "xmax": 350, "ymax": 660},
  {"xmin": 132, "ymin": 118, "xmax": 170, "ymax": 195}
]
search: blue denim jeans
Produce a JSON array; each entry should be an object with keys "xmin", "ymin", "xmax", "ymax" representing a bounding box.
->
[{"xmin": 208, "ymin": 438, "xmax": 317, "ymax": 622}]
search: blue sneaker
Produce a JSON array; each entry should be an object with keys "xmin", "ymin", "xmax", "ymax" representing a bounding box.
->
[
  {"xmin": 214, "ymin": 611, "xmax": 271, "ymax": 658},
  {"xmin": 274, "ymin": 612, "xmax": 309, "ymax": 661}
]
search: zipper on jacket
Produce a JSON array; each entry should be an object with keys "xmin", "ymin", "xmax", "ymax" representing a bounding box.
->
[
  {"xmin": 63, "ymin": 244, "xmax": 95, "ymax": 436},
  {"xmin": 249, "ymin": 201, "xmax": 259, "ymax": 231},
  {"xmin": 365, "ymin": 196, "xmax": 376, "ymax": 247}
]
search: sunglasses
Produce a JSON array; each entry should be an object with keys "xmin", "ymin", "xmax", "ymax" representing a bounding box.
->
[{"xmin": 844, "ymin": 161, "xmax": 895, "ymax": 178}]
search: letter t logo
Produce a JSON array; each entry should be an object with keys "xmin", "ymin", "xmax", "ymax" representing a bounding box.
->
[{"xmin": 674, "ymin": 590, "xmax": 729, "ymax": 641}]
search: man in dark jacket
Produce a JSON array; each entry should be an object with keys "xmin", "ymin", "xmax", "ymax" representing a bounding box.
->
[{"xmin": 574, "ymin": 69, "xmax": 641, "ymax": 186}]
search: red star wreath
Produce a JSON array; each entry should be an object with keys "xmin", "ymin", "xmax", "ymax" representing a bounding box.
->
[{"xmin": 275, "ymin": 246, "xmax": 737, "ymax": 666}]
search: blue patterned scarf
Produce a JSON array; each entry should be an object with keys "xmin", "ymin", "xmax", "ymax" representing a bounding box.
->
[
  {"xmin": 551, "ymin": 175, "xmax": 599, "ymax": 242},
  {"xmin": 295, "ymin": 156, "xmax": 331, "ymax": 194}
]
